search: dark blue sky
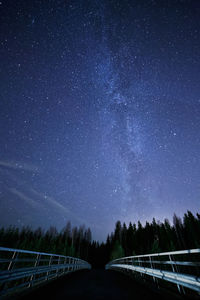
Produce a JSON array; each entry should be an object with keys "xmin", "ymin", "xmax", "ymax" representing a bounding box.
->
[{"xmin": 0, "ymin": 0, "xmax": 200, "ymax": 241}]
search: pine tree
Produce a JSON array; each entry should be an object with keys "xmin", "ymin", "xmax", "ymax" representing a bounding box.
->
[
  {"xmin": 110, "ymin": 240, "xmax": 125, "ymax": 260},
  {"xmin": 173, "ymin": 214, "xmax": 186, "ymax": 249},
  {"xmin": 114, "ymin": 221, "xmax": 122, "ymax": 243}
]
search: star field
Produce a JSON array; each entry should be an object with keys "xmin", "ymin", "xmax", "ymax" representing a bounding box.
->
[{"xmin": 0, "ymin": 0, "xmax": 200, "ymax": 241}]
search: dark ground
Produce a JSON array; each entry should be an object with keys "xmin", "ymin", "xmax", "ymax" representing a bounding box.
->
[{"xmin": 14, "ymin": 269, "xmax": 185, "ymax": 300}]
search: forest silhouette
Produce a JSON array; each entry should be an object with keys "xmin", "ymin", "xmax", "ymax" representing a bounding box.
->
[{"xmin": 0, "ymin": 210, "xmax": 199, "ymax": 268}]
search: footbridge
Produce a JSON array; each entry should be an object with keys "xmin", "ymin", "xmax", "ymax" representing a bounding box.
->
[{"xmin": 0, "ymin": 247, "xmax": 200, "ymax": 299}]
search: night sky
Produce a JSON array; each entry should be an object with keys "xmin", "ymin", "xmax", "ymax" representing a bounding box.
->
[{"xmin": 0, "ymin": 0, "xmax": 200, "ymax": 241}]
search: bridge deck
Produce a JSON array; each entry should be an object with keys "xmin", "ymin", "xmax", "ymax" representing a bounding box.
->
[{"xmin": 17, "ymin": 269, "xmax": 181, "ymax": 300}]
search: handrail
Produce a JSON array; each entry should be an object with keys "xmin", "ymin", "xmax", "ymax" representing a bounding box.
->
[
  {"xmin": 108, "ymin": 248, "xmax": 200, "ymax": 261},
  {"xmin": 106, "ymin": 248, "xmax": 200, "ymax": 295},
  {"xmin": 0, "ymin": 246, "xmax": 73, "ymax": 258},
  {"xmin": 0, "ymin": 246, "xmax": 91, "ymax": 298}
]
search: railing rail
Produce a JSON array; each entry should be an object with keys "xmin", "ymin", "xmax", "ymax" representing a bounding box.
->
[
  {"xmin": 106, "ymin": 248, "xmax": 200, "ymax": 296},
  {"xmin": 0, "ymin": 246, "xmax": 91, "ymax": 298}
]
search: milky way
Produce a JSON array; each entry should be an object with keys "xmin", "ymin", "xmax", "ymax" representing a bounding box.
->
[{"xmin": 0, "ymin": 0, "xmax": 200, "ymax": 240}]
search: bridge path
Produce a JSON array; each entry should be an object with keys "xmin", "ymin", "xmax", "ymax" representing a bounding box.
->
[{"xmin": 18, "ymin": 269, "xmax": 180, "ymax": 300}]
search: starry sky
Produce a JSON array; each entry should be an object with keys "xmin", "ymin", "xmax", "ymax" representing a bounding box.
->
[{"xmin": 0, "ymin": 0, "xmax": 200, "ymax": 241}]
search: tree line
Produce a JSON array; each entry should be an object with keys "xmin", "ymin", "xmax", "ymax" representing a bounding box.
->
[
  {"xmin": 0, "ymin": 222, "xmax": 92, "ymax": 261},
  {"xmin": 0, "ymin": 210, "xmax": 199, "ymax": 268},
  {"xmin": 106, "ymin": 211, "xmax": 200, "ymax": 261}
]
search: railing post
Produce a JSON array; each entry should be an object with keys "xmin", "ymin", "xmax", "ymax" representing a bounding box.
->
[
  {"xmin": 68, "ymin": 257, "xmax": 70, "ymax": 272},
  {"xmin": 7, "ymin": 251, "xmax": 18, "ymax": 271},
  {"xmin": 169, "ymin": 254, "xmax": 185, "ymax": 294},
  {"xmin": 2, "ymin": 250, "xmax": 19, "ymax": 292},
  {"xmin": 75, "ymin": 258, "xmax": 77, "ymax": 271},
  {"xmin": 56, "ymin": 256, "xmax": 61, "ymax": 277},
  {"xmin": 46, "ymin": 255, "xmax": 52, "ymax": 280},
  {"xmin": 63, "ymin": 257, "xmax": 67, "ymax": 274},
  {"xmin": 29, "ymin": 253, "xmax": 41, "ymax": 287},
  {"xmin": 137, "ymin": 257, "xmax": 143, "ymax": 278},
  {"xmin": 149, "ymin": 256, "xmax": 156, "ymax": 283}
]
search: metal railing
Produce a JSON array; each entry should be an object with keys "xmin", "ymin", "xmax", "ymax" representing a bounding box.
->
[
  {"xmin": 106, "ymin": 248, "xmax": 200, "ymax": 296},
  {"xmin": 0, "ymin": 246, "xmax": 91, "ymax": 298}
]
